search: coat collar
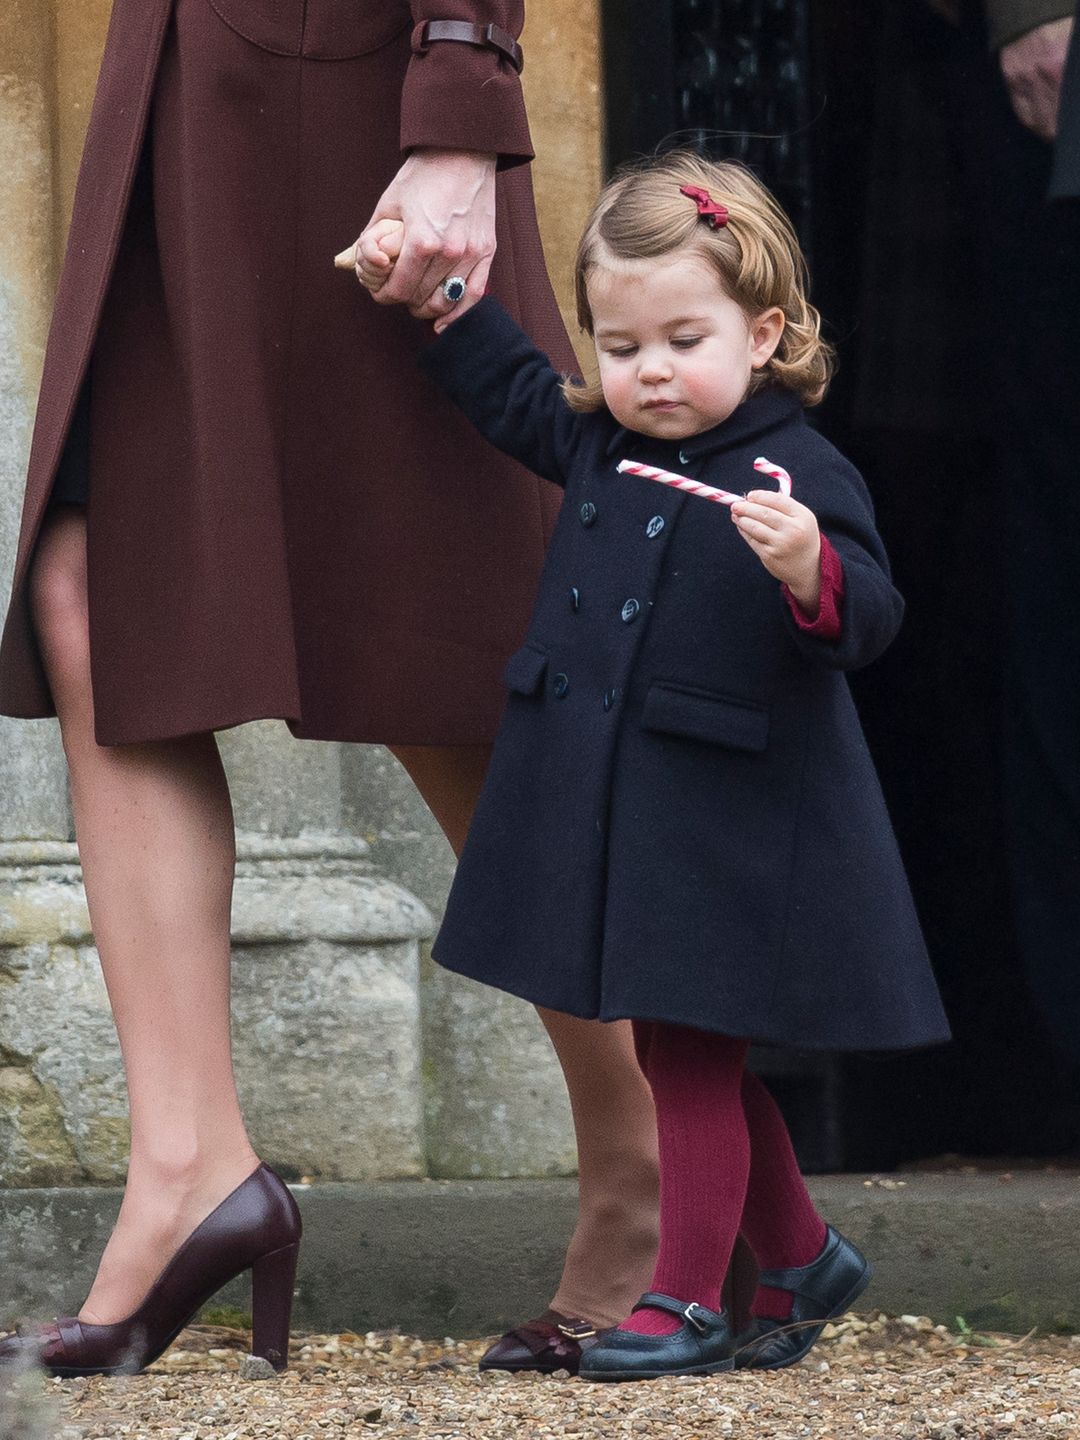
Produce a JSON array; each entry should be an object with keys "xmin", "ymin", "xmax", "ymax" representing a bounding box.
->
[{"xmin": 603, "ymin": 385, "xmax": 804, "ymax": 465}]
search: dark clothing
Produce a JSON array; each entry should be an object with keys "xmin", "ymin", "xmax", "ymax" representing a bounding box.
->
[
  {"xmin": 0, "ymin": 0, "xmax": 571, "ymax": 746},
  {"xmin": 49, "ymin": 382, "xmax": 91, "ymax": 508},
  {"xmin": 422, "ymin": 299, "xmax": 949, "ymax": 1052},
  {"xmin": 854, "ymin": 1, "xmax": 1080, "ymax": 1114},
  {"xmin": 1051, "ymin": 20, "xmax": 1080, "ymax": 197}
]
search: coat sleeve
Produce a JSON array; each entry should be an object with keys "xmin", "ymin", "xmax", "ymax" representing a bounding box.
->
[
  {"xmin": 781, "ymin": 451, "xmax": 904, "ymax": 672},
  {"xmin": 419, "ymin": 295, "xmax": 587, "ymax": 488},
  {"xmin": 400, "ymin": 1, "xmax": 533, "ymax": 167}
]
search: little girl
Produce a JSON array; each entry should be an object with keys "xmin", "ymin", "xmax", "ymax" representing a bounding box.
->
[{"xmin": 354, "ymin": 153, "xmax": 949, "ymax": 1381}]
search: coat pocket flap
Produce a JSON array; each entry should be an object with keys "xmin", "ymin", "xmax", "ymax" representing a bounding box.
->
[
  {"xmin": 502, "ymin": 645, "xmax": 549, "ymax": 696},
  {"xmin": 643, "ymin": 683, "xmax": 770, "ymax": 752}
]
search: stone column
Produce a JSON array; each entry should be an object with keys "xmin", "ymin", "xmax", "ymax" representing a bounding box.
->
[{"xmin": 0, "ymin": 1, "xmax": 70, "ymax": 840}]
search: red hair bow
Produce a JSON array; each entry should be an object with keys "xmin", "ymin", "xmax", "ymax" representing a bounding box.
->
[{"xmin": 680, "ymin": 184, "xmax": 729, "ymax": 229}]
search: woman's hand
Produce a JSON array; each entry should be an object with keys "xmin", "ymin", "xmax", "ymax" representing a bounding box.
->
[
  {"xmin": 730, "ymin": 491, "xmax": 823, "ymax": 616},
  {"xmin": 335, "ymin": 147, "xmax": 496, "ymax": 324}
]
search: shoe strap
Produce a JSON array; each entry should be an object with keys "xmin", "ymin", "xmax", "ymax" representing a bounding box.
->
[
  {"xmin": 755, "ymin": 1227, "xmax": 838, "ymax": 1300},
  {"xmin": 633, "ymin": 1292, "xmax": 725, "ymax": 1333},
  {"xmin": 55, "ymin": 1317, "xmax": 84, "ymax": 1361}
]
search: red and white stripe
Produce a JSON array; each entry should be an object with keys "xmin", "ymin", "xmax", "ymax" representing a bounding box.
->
[
  {"xmin": 616, "ymin": 455, "xmax": 793, "ymax": 506},
  {"xmin": 752, "ymin": 456, "xmax": 793, "ymax": 496}
]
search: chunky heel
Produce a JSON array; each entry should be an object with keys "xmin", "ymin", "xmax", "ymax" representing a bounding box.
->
[{"xmin": 251, "ymin": 1241, "xmax": 300, "ymax": 1371}]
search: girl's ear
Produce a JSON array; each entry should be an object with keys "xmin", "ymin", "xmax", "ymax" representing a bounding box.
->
[{"xmin": 749, "ymin": 307, "xmax": 785, "ymax": 369}]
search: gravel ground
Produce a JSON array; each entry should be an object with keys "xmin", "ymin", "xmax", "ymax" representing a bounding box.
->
[{"xmin": 3, "ymin": 1315, "xmax": 1078, "ymax": 1440}]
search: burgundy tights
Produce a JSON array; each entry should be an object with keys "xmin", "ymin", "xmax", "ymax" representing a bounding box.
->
[{"xmin": 622, "ymin": 1020, "xmax": 827, "ymax": 1337}]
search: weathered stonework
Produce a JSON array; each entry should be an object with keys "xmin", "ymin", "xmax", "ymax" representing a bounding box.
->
[
  {"xmin": 341, "ymin": 748, "xmax": 578, "ymax": 1182},
  {"xmin": 229, "ymin": 836, "xmax": 433, "ymax": 1181},
  {"xmin": 0, "ymin": 837, "xmax": 434, "ymax": 1186}
]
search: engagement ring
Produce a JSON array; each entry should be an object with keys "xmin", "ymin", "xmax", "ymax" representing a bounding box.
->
[{"xmin": 441, "ymin": 276, "xmax": 467, "ymax": 305}]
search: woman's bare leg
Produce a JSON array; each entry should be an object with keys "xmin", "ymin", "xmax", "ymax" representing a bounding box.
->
[
  {"xmin": 390, "ymin": 744, "xmax": 660, "ymax": 1328},
  {"xmin": 31, "ymin": 508, "xmax": 260, "ymax": 1325}
]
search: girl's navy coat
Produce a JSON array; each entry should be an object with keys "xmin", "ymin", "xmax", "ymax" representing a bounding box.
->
[{"xmin": 422, "ymin": 298, "xmax": 949, "ymax": 1051}]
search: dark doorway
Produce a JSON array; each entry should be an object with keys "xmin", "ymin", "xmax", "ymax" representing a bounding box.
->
[{"xmin": 600, "ymin": 0, "xmax": 1080, "ymax": 1170}]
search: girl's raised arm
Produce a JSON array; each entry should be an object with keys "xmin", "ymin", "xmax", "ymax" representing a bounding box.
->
[{"xmin": 419, "ymin": 295, "xmax": 587, "ymax": 489}]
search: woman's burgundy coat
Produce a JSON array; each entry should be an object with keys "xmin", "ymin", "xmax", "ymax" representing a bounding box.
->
[
  {"xmin": 0, "ymin": 0, "xmax": 570, "ymax": 745},
  {"xmin": 423, "ymin": 299, "xmax": 950, "ymax": 1050}
]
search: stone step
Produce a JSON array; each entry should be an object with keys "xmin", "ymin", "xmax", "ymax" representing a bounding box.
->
[{"xmin": 2, "ymin": 1173, "xmax": 1077, "ymax": 1339}]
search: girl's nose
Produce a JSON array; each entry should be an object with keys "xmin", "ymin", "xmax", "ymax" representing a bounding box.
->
[{"xmin": 638, "ymin": 351, "xmax": 674, "ymax": 383}]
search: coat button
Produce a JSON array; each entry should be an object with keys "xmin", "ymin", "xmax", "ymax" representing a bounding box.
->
[
  {"xmin": 570, "ymin": 586, "xmax": 580, "ymax": 612},
  {"xmin": 603, "ymin": 688, "xmax": 616, "ymax": 711},
  {"xmin": 678, "ymin": 448, "xmax": 689, "ymax": 464},
  {"xmin": 580, "ymin": 501, "xmax": 597, "ymax": 527},
  {"xmin": 621, "ymin": 598, "xmax": 641, "ymax": 623},
  {"xmin": 646, "ymin": 515, "xmax": 665, "ymax": 539},
  {"xmin": 553, "ymin": 672, "xmax": 570, "ymax": 698}
]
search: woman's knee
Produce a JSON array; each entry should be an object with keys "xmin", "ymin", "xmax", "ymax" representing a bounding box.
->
[
  {"xmin": 29, "ymin": 509, "xmax": 92, "ymax": 696},
  {"xmin": 389, "ymin": 743, "xmax": 491, "ymax": 854}
]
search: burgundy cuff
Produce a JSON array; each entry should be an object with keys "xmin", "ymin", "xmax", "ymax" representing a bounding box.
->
[{"xmin": 782, "ymin": 534, "xmax": 845, "ymax": 641}]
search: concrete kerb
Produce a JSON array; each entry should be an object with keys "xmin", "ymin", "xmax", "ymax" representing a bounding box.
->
[{"xmin": 1, "ymin": 1173, "xmax": 1078, "ymax": 1339}]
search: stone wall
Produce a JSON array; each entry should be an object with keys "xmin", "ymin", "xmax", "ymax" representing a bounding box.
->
[{"xmin": 0, "ymin": 2, "xmax": 602, "ymax": 1187}]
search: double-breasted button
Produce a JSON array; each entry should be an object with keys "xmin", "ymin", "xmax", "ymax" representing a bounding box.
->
[
  {"xmin": 553, "ymin": 672, "xmax": 570, "ymax": 698},
  {"xmin": 603, "ymin": 688, "xmax": 617, "ymax": 711},
  {"xmin": 621, "ymin": 598, "xmax": 641, "ymax": 624},
  {"xmin": 570, "ymin": 586, "xmax": 580, "ymax": 612},
  {"xmin": 580, "ymin": 501, "xmax": 597, "ymax": 527},
  {"xmin": 646, "ymin": 515, "xmax": 665, "ymax": 539}
]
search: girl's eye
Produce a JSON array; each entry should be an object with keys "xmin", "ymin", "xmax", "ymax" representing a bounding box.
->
[
  {"xmin": 605, "ymin": 346, "xmax": 637, "ymax": 359},
  {"xmin": 671, "ymin": 336, "xmax": 703, "ymax": 350}
]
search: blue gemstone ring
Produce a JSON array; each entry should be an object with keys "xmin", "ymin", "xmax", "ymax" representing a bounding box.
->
[{"xmin": 441, "ymin": 275, "xmax": 467, "ymax": 305}]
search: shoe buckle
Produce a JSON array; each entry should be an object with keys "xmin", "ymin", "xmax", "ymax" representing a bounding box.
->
[
  {"xmin": 682, "ymin": 1303, "xmax": 709, "ymax": 1333},
  {"xmin": 556, "ymin": 1320, "xmax": 597, "ymax": 1340}
]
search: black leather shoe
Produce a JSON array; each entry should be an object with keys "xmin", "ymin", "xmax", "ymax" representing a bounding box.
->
[
  {"xmin": 733, "ymin": 1226, "xmax": 871, "ymax": 1370},
  {"xmin": 479, "ymin": 1311, "xmax": 608, "ymax": 1375},
  {"xmin": 578, "ymin": 1293, "xmax": 735, "ymax": 1382}
]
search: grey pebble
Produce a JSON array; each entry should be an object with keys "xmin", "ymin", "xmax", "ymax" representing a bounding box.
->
[{"xmin": 238, "ymin": 1354, "xmax": 279, "ymax": 1381}]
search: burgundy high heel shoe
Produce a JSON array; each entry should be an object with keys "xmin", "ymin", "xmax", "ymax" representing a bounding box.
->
[{"xmin": 0, "ymin": 1163, "xmax": 302, "ymax": 1377}]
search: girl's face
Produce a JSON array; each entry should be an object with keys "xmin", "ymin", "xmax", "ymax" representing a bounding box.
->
[{"xmin": 588, "ymin": 251, "xmax": 784, "ymax": 442}]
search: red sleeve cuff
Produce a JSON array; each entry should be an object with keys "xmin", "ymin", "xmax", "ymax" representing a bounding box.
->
[{"xmin": 782, "ymin": 534, "xmax": 845, "ymax": 641}]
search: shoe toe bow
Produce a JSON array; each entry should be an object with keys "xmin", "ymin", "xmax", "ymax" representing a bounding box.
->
[{"xmin": 480, "ymin": 1312, "xmax": 603, "ymax": 1374}]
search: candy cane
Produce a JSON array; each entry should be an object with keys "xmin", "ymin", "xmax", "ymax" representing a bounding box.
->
[
  {"xmin": 752, "ymin": 457, "xmax": 792, "ymax": 495},
  {"xmin": 616, "ymin": 455, "xmax": 792, "ymax": 506},
  {"xmin": 616, "ymin": 460, "xmax": 740, "ymax": 505}
]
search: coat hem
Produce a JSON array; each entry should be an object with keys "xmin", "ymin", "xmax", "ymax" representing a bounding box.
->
[
  {"xmin": 432, "ymin": 949, "xmax": 952, "ymax": 1053},
  {"xmin": 0, "ymin": 703, "xmax": 501, "ymax": 749}
]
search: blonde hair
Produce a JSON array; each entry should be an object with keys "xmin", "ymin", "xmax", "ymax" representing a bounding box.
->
[{"xmin": 563, "ymin": 152, "xmax": 833, "ymax": 413}]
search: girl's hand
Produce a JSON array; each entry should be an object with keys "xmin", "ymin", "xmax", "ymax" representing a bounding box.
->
[
  {"xmin": 335, "ymin": 219, "xmax": 404, "ymax": 293},
  {"xmin": 730, "ymin": 490, "xmax": 823, "ymax": 615},
  {"xmin": 334, "ymin": 147, "xmax": 496, "ymax": 325}
]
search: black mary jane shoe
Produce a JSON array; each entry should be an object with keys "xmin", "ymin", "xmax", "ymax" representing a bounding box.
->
[
  {"xmin": 479, "ymin": 1311, "xmax": 608, "ymax": 1375},
  {"xmin": 733, "ymin": 1226, "xmax": 872, "ymax": 1370},
  {"xmin": 578, "ymin": 1292, "xmax": 735, "ymax": 1382}
]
